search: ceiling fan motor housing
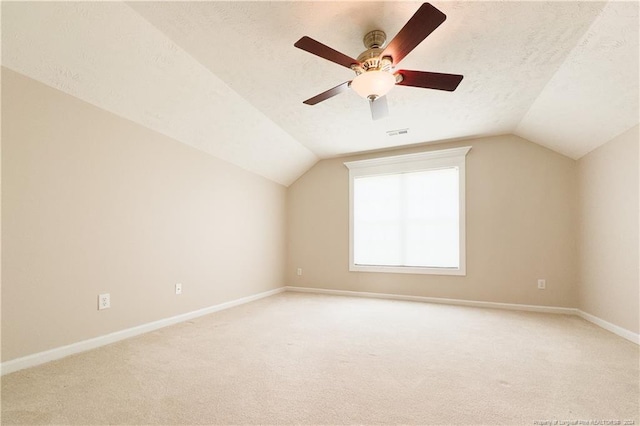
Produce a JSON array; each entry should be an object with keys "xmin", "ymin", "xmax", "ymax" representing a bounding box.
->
[{"xmin": 354, "ymin": 30, "xmax": 393, "ymax": 74}]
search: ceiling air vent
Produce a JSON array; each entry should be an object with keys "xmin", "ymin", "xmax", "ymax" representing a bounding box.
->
[{"xmin": 386, "ymin": 128, "xmax": 409, "ymax": 137}]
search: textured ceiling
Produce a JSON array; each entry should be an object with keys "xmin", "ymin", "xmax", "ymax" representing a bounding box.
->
[{"xmin": 2, "ymin": 1, "xmax": 638, "ymax": 186}]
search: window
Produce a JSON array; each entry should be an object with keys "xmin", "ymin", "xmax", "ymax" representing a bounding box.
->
[{"xmin": 344, "ymin": 147, "xmax": 471, "ymax": 275}]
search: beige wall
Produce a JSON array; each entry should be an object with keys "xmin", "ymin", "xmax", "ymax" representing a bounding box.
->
[
  {"xmin": 287, "ymin": 135, "xmax": 578, "ymax": 307},
  {"xmin": 577, "ymin": 125, "xmax": 639, "ymax": 334},
  {"xmin": 1, "ymin": 69, "xmax": 287, "ymax": 361}
]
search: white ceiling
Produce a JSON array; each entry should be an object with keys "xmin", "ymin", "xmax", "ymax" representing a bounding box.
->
[{"xmin": 2, "ymin": 1, "xmax": 638, "ymax": 186}]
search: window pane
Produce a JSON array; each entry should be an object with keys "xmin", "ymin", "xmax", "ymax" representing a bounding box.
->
[
  {"xmin": 404, "ymin": 168, "xmax": 459, "ymax": 268},
  {"xmin": 353, "ymin": 174, "xmax": 402, "ymax": 266},
  {"xmin": 353, "ymin": 168, "xmax": 459, "ymax": 268}
]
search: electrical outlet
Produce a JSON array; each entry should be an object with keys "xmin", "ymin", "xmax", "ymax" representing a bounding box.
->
[
  {"xmin": 297, "ymin": 268, "xmax": 303, "ymax": 276},
  {"xmin": 98, "ymin": 293, "xmax": 110, "ymax": 310},
  {"xmin": 537, "ymin": 279, "xmax": 546, "ymax": 290},
  {"xmin": 175, "ymin": 283, "xmax": 182, "ymax": 295}
]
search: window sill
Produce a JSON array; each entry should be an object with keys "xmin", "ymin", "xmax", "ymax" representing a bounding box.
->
[{"xmin": 349, "ymin": 264, "xmax": 466, "ymax": 276}]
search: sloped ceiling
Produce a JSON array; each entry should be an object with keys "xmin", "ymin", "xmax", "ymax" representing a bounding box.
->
[{"xmin": 2, "ymin": 1, "xmax": 638, "ymax": 186}]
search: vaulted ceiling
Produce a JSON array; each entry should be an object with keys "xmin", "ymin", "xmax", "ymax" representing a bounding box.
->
[{"xmin": 2, "ymin": 1, "xmax": 638, "ymax": 186}]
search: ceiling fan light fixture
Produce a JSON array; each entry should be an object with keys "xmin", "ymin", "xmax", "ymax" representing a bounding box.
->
[
  {"xmin": 350, "ymin": 70, "xmax": 396, "ymax": 99},
  {"xmin": 294, "ymin": 2, "xmax": 462, "ymax": 117}
]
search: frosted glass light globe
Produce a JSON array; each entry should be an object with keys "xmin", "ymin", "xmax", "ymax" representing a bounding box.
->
[{"xmin": 350, "ymin": 70, "xmax": 396, "ymax": 99}]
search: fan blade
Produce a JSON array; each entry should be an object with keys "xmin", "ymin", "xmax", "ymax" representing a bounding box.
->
[
  {"xmin": 303, "ymin": 81, "xmax": 351, "ymax": 105},
  {"xmin": 396, "ymin": 70, "xmax": 463, "ymax": 91},
  {"xmin": 380, "ymin": 3, "xmax": 446, "ymax": 66},
  {"xmin": 294, "ymin": 36, "xmax": 360, "ymax": 69},
  {"xmin": 370, "ymin": 96, "xmax": 389, "ymax": 120}
]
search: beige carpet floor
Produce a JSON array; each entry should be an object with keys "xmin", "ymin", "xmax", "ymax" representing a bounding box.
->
[{"xmin": 1, "ymin": 292, "xmax": 638, "ymax": 425}]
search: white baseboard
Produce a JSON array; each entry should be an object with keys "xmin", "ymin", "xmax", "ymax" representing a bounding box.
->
[
  {"xmin": 285, "ymin": 286, "xmax": 577, "ymax": 315},
  {"xmin": 1, "ymin": 286, "xmax": 285, "ymax": 376},
  {"xmin": 286, "ymin": 286, "xmax": 639, "ymax": 345},
  {"xmin": 577, "ymin": 310, "xmax": 639, "ymax": 344}
]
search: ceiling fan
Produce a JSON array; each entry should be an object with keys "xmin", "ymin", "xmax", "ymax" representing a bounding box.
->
[{"xmin": 294, "ymin": 3, "xmax": 463, "ymax": 120}]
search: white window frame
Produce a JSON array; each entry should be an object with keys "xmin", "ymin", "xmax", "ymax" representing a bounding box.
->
[{"xmin": 344, "ymin": 146, "xmax": 471, "ymax": 276}]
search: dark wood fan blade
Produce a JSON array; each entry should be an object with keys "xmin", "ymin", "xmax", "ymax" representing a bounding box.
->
[
  {"xmin": 396, "ymin": 70, "xmax": 463, "ymax": 91},
  {"xmin": 303, "ymin": 81, "xmax": 351, "ymax": 105},
  {"xmin": 295, "ymin": 36, "xmax": 360, "ymax": 69},
  {"xmin": 380, "ymin": 3, "xmax": 446, "ymax": 66},
  {"xmin": 370, "ymin": 96, "xmax": 389, "ymax": 120}
]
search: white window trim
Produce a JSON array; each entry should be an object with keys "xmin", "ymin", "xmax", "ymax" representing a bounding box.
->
[{"xmin": 344, "ymin": 146, "xmax": 471, "ymax": 276}]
